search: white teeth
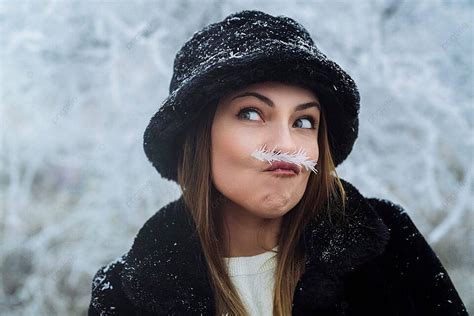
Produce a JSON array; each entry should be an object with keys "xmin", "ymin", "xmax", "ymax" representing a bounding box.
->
[{"xmin": 251, "ymin": 144, "xmax": 318, "ymax": 174}]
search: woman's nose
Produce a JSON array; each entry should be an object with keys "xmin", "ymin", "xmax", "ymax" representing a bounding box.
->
[{"xmin": 268, "ymin": 124, "xmax": 298, "ymax": 154}]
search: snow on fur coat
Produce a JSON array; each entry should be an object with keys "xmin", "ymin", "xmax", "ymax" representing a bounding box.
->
[{"xmin": 88, "ymin": 178, "xmax": 468, "ymax": 315}]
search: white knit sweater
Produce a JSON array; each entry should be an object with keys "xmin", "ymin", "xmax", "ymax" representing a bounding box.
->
[{"xmin": 223, "ymin": 247, "xmax": 278, "ymax": 316}]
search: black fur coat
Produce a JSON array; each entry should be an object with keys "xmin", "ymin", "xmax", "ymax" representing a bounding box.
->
[{"xmin": 88, "ymin": 178, "xmax": 468, "ymax": 315}]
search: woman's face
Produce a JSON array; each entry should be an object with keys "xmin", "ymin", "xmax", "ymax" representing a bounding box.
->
[{"xmin": 211, "ymin": 81, "xmax": 320, "ymax": 220}]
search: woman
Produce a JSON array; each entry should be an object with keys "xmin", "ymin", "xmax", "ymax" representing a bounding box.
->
[{"xmin": 88, "ymin": 10, "xmax": 468, "ymax": 316}]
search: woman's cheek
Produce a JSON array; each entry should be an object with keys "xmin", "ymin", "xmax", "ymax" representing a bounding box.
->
[{"xmin": 216, "ymin": 122, "xmax": 259, "ymax": 164}]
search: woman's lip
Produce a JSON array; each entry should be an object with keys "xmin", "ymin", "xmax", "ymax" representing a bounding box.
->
[
  {"xmin": 264, "ymin": 162, "xmax": 300, "ymax": 174},
  {"xmin": 265, "ymin": 168, "xmax": 298, "ymax": 176}
]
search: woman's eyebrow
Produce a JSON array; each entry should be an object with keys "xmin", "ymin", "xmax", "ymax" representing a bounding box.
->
[{"xmin": 231, "ymin": 91, "xmax": 320, "ymax": 111}]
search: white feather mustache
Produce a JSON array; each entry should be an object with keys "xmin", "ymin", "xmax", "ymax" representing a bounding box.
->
[{"xmin": 250, "ymin": 144, "xmax": 318, "ymax": 174}]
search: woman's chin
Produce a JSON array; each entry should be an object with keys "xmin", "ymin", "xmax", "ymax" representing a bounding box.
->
[{"xmin": 257, "ymin": 196, "xmax": 295, "ymax": 214}]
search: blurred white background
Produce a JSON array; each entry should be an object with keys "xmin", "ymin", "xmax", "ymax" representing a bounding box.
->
[{"xmin": 0, "ymin": 0, "xmax": 472, "ymax": 315}]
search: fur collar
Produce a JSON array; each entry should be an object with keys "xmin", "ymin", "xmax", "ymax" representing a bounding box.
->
[{"xmin": 120, "ymin": 178, "xmax": 390, "ymax": 314}]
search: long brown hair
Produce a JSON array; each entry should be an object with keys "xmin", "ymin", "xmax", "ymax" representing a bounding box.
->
[{"xmin": 177, "ymin": 82, "xmax": 347, "ymax": 316}]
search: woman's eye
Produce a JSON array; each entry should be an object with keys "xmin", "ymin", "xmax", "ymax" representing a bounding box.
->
[
  {"xmin": 236, "ymin": 107, "xmax": 317, "ymax": 129},
  {"xmin": 294, "ymin": 117, "xmax": 316, "ymax": 129},
  {"xmin": 236, "ymin": 107, "xmax": 262, "ymax": 121}
]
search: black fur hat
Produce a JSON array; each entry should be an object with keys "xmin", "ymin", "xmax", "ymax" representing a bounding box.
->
[{"xmin": 143, "ymin": 9, "xmax": 360, "ymax": 182}]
